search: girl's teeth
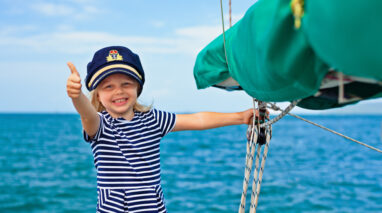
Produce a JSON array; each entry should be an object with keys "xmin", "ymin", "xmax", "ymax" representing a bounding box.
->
[{"xmin": 115, "ymin": 99, "xmax": 126, "ymax": 103}]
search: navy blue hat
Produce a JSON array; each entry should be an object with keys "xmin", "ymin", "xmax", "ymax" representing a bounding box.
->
[{"xmin": 85, "ymin": 46, "xmax": 145, "ymax": 94}]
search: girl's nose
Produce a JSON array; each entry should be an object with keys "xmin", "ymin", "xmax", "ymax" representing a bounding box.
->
[{"xmin": 115, "ymin": 86, "xmax": 123, "ymax": 94}]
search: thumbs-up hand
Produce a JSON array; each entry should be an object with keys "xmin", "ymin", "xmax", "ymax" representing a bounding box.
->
[{"xmin": 66, "ymin": 62, "xmax": 82, "ymax": 99}]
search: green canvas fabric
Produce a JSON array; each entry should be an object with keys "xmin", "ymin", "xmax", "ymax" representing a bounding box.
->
[
  {"xmin": 303, "ymin": 0, "xmax": 382, "ymax": 81},
  {"xmin": 194, "ymin": 0, "xmax": 329, "ymax": 102},
  {"xmin": 193, "ymin": 0, "xmax": 382, "ymax": 108}
]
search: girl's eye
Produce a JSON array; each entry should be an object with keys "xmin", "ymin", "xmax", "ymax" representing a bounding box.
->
[{"xmin": 122, "ymin": 82, "xmax": 130, "ymax": 86}]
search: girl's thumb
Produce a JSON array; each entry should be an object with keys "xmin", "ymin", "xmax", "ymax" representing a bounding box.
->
[{"xmin": 67, "ymin": 62, "xmax": 80, "ymax": 76}]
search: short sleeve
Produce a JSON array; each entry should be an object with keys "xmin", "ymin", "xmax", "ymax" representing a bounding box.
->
[
  {"xmin": 83, "ymin": 113, "xmax": 104, "ymax": 143},
  {"xmin": 152, "ymin": 108, "xmax": 176, "ymax": 137}
]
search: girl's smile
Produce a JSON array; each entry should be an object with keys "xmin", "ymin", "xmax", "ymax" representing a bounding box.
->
[
  {"xmin": 96, "ymin": 73, "xmax": 139, "ymax": 120},
  {"xmin": 112, "ymin": 98, "xmax": 128, "ymax": 106}
]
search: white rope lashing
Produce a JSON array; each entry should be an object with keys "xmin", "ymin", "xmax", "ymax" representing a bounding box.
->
[
  {"xmin": 239, "ymin": 118, "xmax": 257, "ymax": 212},
  {"xmin": 250, "ymin": 126, "xmax": 271, "ymax": 213},
  {"xmin": 239, "ymin": 99, "xmax": 272, "ymax": 213},
  {"xmin": 259, "ymin": 100, "xmax": 300, "ymax": 128}
]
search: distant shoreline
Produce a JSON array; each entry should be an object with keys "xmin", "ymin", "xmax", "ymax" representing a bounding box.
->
[{"xmin": 1, "ymin": 112, "xmax": 382, "ymax": 116}]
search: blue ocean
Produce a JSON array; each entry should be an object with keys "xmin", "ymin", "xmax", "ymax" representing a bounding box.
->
[{"xmin": 1, "ymin": 114, "xmax": 381, "ymax": 212}]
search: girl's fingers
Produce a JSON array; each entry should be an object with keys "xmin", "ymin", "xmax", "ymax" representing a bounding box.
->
[
  {"xmin": 67, "ymin": 77, "xmax": 81, "ymax": 87},
  {"xmin": 244, "ymin": 109, "xmax": 254, "ymax": 125},
  {"xmin": 67, "ymin": 92, "xmax": 80, "ymax": 98},
  {"xmin": 68, "ymin": 74, "xmax": 81, "ymax": 84},
  {"xmin": 66, "ymin": 78, "xmax": 82, "ymax": 99},
  {"xmin": 248, "ymin": 115, "xmax": 254, "ymax": 125},
  {"xmin": 67, "ymin": 88, "xmax": 81, "ymax": 96},
  {"xmin": 67, "ymin": 82, "xmax": 82, "ymax": 90},
  {"xmin": 67, "ymin": 85, "xmax": 81, "ymax": 92},
  {"xmin": 67, "ymin": 91, "xmax": 80, "ymax": 96}
]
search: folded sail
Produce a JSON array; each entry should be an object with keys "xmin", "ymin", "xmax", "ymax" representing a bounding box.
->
[{"xmin": 193, "ymin": 0, "xmax": 382, "ymax": 109}]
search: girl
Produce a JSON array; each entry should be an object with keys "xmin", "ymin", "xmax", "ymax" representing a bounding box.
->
[{"xmin": 66, "ymin": 46, "xmax": 254, "ymax": 213}]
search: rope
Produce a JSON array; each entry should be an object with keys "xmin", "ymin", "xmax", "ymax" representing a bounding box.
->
[
  {"xmin": 229, "ymin": 0, "xmax": 232, "ymax": 27},
  {"xmin": 250, "ymin": 127, "xmax": 271, "ymax": 213},
  {"xmin": 250, "ymin": 144, "xmax": 262, "ymax": 212},
  {"xmin": 268, "ymin": 103, "xmax": 382, "ymax": 154},
  {"xmin": 239, "ymin": 99, "xmax": 272, "ymax": 213},
  {"xmin": 219, "ymin": 0, "xmax": 230, "ymax": 68},
  {"xmin": 290, "ymin": 113, "xmax": 382, "ymax": 153},
  {"xmin": 239, "ymin": 100, "xmax": 258, "ymax": 213},
  {"xmin": 259, "ymin": 100, "xmax": 300, "ymax": 128},
  {"xmin": 338, "ymin": 72, "xmax": 345, "ymax": 103}
]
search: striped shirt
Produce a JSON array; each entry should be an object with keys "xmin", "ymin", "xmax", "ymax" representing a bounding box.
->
[{"xmin": 84, "ymin": 108, "xmax": 176, "ymax": 189}]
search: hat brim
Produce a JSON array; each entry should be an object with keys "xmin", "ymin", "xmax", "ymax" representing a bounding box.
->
[{"xmin": 87, "ymin": 65, "xmax": 143, "ymax": 91}]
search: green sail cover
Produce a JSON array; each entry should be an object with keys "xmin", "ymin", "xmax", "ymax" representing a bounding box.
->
[
  {"xmin": 193, "ymin": 0, "xmax": 382, "ymax": 109},
  {"xmin": 304, "ymin": 0, "xmax": 382, "ymax": 80}
]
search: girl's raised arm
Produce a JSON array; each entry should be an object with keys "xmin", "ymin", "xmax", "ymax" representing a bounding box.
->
[
  {"xmin": 66, "ymin": 62, "xmax": 100, "ymax": 138},
  {"xmin": 172, "ymin": 109, "xmax": 255, "ymax": 132}
]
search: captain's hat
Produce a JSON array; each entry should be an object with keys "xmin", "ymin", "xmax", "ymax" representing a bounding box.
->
[{"xmin": 85, "ymin": 46, "xmax": 145, "ymax": 95}]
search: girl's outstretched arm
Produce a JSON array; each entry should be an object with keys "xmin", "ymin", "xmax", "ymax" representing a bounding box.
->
[
  {"xmin": 66, "ymin": 62, "xmax": 100, "ymax": 138},
  {"xmin": 172, "ymin": 109, "xmax": 255, "ymax": 132}
]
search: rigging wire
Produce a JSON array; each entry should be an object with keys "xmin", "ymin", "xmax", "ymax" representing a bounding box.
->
[
  {"xmin": 229, "ymin": 0, "xmax": 232, "ymax": 27},
  {"xmin": 268, "ymin": 103, "xmax": 382, "ymax": 154},
  {"xmin": 220, "ymin": 0, "xmax": 230, "ymax": 68}
]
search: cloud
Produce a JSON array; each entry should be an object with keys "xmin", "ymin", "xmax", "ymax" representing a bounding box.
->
[
  {"xmin": 28, "ymin": 1, "xmax": 100, "ymax": 20},
  {"xmin": 216, "ymin": 12, "xmax": 246, "ymax": 28},
  {"xmin": 150, "ymin": 20, "xmax": 166, "ymax": 28},
  {"xmin": 0, "ymin": 0, "xmax": 246, "ymax": 57},
  {"xmin": 175, "ymin": 26, "xmax": 221, "ymax": 39},
  {"xmin": 0, "ymin": 25, "xmax": 37, "ymax": 36},
  {"xmin": 146, "ymin": 88, "xmax": 172, "ymax": 99},
  {"xmin": 30, "ymin": 2, "xmax": 75, "ymax": 16},
  {"xmin": 231, "ymin": 13, "xmax": 245, "ymax": 23},
  {"xmin": 0, "ymin": 24, "xmax": 224, "ymax": 57}
]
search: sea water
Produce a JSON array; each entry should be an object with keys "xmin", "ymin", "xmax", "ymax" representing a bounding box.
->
[{"xmin": 0, "ymin": 114, "xmax": 381, "ymax": 212}]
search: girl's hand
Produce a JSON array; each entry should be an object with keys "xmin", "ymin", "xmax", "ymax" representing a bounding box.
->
[
  {"xmin": 242, "ymin": 109, "xmax": 256, "ymax": 125},
  {"xmin": 66, "ymin": 62, "xmax": 82, "ymax": 99},
  {"xmin": 242, "ymin": 108, "xmax": 269, "ymax": 125},
  {"xmin": 66, "ymin": 62, "xmax": 100, "ymax": 138}
]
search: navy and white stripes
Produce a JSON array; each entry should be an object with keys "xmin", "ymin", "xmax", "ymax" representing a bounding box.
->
[
  {"xmin": 96, "ymin": 185, "xmax": 166, "ymax": 213},
  {"xmin": 84, "ymin": 108, "xmax": 176, "ymax": 212}
]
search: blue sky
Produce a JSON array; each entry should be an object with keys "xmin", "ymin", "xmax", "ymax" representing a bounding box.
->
[{"xmin": 1, "ymin": 0, "xmax": 381, "ymax": 114}]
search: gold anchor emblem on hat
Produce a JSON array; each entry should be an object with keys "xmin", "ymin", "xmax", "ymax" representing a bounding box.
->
[{"xmin": 106, "ymin": 50, "xmax": 123, "ymax": 62}]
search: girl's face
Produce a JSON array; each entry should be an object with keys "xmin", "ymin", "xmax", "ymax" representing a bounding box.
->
[{"xmin": 96, "ymin": 73, "xmax": 139, "ymax": 119}]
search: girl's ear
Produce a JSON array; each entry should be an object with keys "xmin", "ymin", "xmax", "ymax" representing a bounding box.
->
[
  {"xmin": 95, "ymin": 91, "xmax": 105, "ymax": 111},
  {"xmin": 137, "ymin": 84, "xmax": 142, "ymax": 96},
  {"xmin": 96, "ymin": 92, "xmax": 101, "ymax": 105}
]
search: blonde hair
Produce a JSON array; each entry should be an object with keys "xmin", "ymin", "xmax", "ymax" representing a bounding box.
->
[{"xmin": 90, "ymin": 87, "xmax": 151, "ymax": 113}]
